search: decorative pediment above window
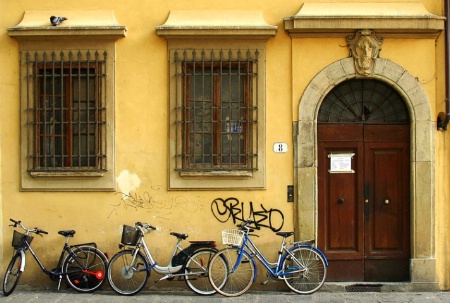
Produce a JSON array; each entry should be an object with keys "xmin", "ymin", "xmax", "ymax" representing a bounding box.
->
[
  {"xmin": 156, "ymin": 10, "xmax": 277, "ymax": 40},
  {"xmin": 284, "ymin": 3, "xmax": 444, "ymax": 38},
  {"xmin": 7, "ymin": 10, "xmax": 126, "ymax": 40}
]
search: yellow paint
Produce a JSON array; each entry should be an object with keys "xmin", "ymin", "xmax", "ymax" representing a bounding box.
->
[{"xmin": 0, "ymin": 0, "xmax": 448, "ymax": 291}]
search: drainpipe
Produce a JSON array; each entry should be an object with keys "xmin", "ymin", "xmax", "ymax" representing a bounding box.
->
[{"xmin": 438, "ymin": 0, "xmax": 450, "ymax": 131}]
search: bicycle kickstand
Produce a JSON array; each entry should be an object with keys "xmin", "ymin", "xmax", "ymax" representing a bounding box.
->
[{"xmin": 57, "ymin": 275, "xmax": 63, "ymax": 290}]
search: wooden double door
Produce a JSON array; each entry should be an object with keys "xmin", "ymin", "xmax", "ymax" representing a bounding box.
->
[{"xmin": 318, "ymin": 124, "xmax": 410, "ymax": 281}]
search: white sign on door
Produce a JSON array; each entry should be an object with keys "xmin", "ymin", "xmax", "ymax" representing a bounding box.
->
[{"xmin": 328, "ymin": 153, "xmax": 355, "ymax": 173}]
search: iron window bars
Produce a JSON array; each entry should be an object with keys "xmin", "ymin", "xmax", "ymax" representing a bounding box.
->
[
  {"xmin": 24, "ymin": 50, "xmax": 108, "ymax": 173},
  {"xmin": 172, "ymin": 49, "xmax": 259, "ymax": 172}
]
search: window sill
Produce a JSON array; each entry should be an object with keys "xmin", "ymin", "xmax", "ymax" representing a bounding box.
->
[
  {"xmin": 179, "ymin": 170, "xmax": 253, "ymax": 178},
  {"xmin": 30, "ymin": 171, "xmax": 105, "ymax": 178}
]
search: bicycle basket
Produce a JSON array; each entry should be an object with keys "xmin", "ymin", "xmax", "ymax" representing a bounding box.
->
[
  {"xmin": 12, "ymin": 230, "xmax": 33, "ymax": 248},
  {"xmin": 121, "ymin": 225, "xmax": 140, "ymax": 246},
  {"xmin": 222, "ymin": 229, "xmax": 244, "ymax": 246}
]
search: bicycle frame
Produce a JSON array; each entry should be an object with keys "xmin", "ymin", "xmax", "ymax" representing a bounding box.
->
[
  {"xmin": 15, "ymin": 235, "xmax": 102, "ymax": 288},
  {"xmin": 232, "ymin": 232, "xmax": 329, "ymax": 282},
  {"xmin": 124, "ymin": 225, "xmax": 215, "ymax": 281}
]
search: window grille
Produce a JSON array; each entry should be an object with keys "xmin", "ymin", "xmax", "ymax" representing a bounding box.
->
[
  {"xmin": 318, "ymin": 79, "xmax": 409, "ymax": 124},
  {"xmin": 172, "ymin": 49, "xmax": 259, "ymax": 172},
  {"xmin": 25, "ymin": 50, "xmax": 108, "ymax": 173}
]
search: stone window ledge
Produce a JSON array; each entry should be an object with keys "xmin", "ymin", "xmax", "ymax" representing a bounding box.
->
[
  {"xmin": 284, "ymin": 2, "xmax": 444, "ymax": 38},
  {"xmin": 7, "ymin": 10, "xmax": 126, "ymax": 39},
  {"xmin": 156, "ymin": 10, "xmax": 277, "ymax": 39}
]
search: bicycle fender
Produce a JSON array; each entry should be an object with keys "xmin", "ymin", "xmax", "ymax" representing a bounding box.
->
[
  {"xmin": 18, "ymin": 250, "xmax": 26, "ymax": 272},
  {"xmin": 239, "ymin": 250, "xmax": 258, "ymax": 282},
  {"xmin": 74, "ymin": 245, "xmax": 109, "ymax": 262},
  {"xmin": 172, "ymin": 244, "xmax": 217, "ymax": 267},
  {"xmin": 281, "ymin": 245, "xmax": 329, "ymax": 267}
]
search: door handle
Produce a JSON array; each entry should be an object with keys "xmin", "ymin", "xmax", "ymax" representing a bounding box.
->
[
  {"xmin": 365, "ymin": 199, "xmax": 369, "ymax": 204},
  {"xmin": 385, "ymin": 199, "xmax": 390, "ymax": 205}
]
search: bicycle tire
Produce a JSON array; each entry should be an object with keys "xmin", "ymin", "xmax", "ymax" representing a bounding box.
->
[
  {"xmin": 107, "ymin": 250, "xmax": 149, "ymax": 295},
  {"xmin": 63, "ymin": 245, "xmax": 108, "ymax": 293},
  {"xmin": 184, "ymin": 248, "xmax": 220, "ymax": 295},
  {"xmin": 2, "ymin": 253, "xmax": 23, "ymax": 296},
  {"xmin": 208, "ymin": 247, "xmax": 255, "ymax": 297},
  {"xmin": 281, "ymin": 246, "xmax": 327, "ymax": 294}
]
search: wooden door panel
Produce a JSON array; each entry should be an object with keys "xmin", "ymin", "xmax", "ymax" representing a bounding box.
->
[
  {"xmin": 318, "ymin": 124, "xmax": 410, "ymax": 282},
  {"xmin": 318, "ymin": 124, "xmax": 363, "ymax": 141},
  {"xmin": 364, "ymin": 123, "xmax": 410, "ymax": 281},
  {"xmin": 365, "ymin": 142, "xmax": 410, "ymax": 258},
  {"xmin": 318, "ymin": 143, "xmax": 363, "ymax": 259},
  {"xmin": 365, "ymin": 142, "xmax": 409, "ymax": 258}
]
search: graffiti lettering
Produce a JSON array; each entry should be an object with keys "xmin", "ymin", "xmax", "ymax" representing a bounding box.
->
[
  {"xmin": 109, "ymin": 191, "xmax": 203, "ymax": 219},
  {"xmin": 211, "ymin": 198, "xmax": 284, "ymax": 232}
]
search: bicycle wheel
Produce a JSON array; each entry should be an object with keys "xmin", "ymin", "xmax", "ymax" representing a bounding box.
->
[
  {"xmin": 184, "ymin": 249, "xmax": 220, "ymax": 295},
  {"xmin": 63, "ymin": 245, "xmax": 108, "ymax": 292},
  {"xmin": 281, "ymin": 246, "xmax": 327, "ymax": 294},
  {"xmin": 3, "ymin": 253, "xmax": 23, "ymax": 296},
  {"xmin": 208, "ymin": 247, "xmax": 255, "ymax": 297},
  {"xmin": 107, "ymin": 250, "xmax": 149, "ymax": 295}
]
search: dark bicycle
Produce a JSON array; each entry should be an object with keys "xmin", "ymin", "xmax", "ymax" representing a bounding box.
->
[{"xmin": 2, "ymin": 218, "xmax": 108, "ymax": 296}]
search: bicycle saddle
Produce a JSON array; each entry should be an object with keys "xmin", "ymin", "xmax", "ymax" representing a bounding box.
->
[
  {"xmin": 170, "ymin": 232, "xmax": 188, "ymax": 240},
  {"xmin": 58, "ymin": 230, "xmax": 76, "ymax": 237},
  {"xmin": 276, "ymin": 232, "xmax": 294, "ymax": 238}
]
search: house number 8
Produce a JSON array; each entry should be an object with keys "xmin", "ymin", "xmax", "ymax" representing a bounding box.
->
[{"xmin": 273, "ymin": 143, "xmax": 288, "ymax": 153}]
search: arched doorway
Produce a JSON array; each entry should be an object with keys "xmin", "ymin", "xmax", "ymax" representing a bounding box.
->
[
  {"xmin": 294, "ymin": 57, "xmax": 436, "ymax": 285},
  {"xmin": 317, "ymin": 79, "xmax": 410, "ymax": 281}
]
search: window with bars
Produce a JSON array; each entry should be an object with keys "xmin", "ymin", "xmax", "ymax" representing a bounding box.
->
[
  {"xmin": 173, "ymin": 49, "xmax": 259, "ymax": 172},
  {"xmin": 25, "ymin": 50, "xmax": 107, "ymax": 173}
]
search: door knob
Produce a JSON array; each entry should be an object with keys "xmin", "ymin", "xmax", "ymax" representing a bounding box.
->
[
  {"xmin": 365, "ymin": 199, "xmax": 369, "ymax": 204},
  {"xmin": 338, "ymin": 197, "xmax": 345, "ymax": 204},
  {"xmin": 385, "ymin": 199, "xmax": 390, "ymax": 205}
]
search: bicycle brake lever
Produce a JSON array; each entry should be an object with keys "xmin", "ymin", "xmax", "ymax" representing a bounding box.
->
[
  {"xmin": 9, "ymin": 218, "xmax": 20, "ymax": 227},
  {"xmin": 35, "ymin": 228, "xmax": 49, "ymax": 235},
  {"xmin": 144, "ymin": 223, "xmax": 157, "ymax": 230}
]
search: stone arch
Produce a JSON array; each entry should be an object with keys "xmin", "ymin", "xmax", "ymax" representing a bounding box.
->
[{"xmin": 294, "ymin": 57, "xmax": 436, "ymax": 284}]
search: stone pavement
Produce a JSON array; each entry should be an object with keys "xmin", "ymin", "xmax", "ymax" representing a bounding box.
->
[{"xmin": 1, "ymin": 289, "xmax": 450, "ymax": 303}]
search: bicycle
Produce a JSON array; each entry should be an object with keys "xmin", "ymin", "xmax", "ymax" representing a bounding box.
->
[
  {"xmin": 107, "ymin": 222, "xmax": 224, "ymax": 296},
  {"xmin": 2, "ymin": 218, "xmax": 108, "ymax": 296},
  {"xmin": 208, "ymin": 219, "xmax": 328, "ymax": 297}
]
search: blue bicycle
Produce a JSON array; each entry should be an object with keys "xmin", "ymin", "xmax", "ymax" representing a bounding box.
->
[{"xmin": 208, "ymin": 219, "xmax": 328, "ymax": 296}]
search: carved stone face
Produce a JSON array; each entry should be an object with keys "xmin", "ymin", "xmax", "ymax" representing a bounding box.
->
[
  {"xmin": 347, "ymin": 30, "xmax": 383, "ymax": 77},
  {"xmin": 356, "ymin": 37, "xmax": 374, "ymax": 72}
]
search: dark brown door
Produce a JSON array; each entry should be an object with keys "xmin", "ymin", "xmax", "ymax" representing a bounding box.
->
[{"xmin": 318, "ymin": 124, "xmax": 410, "ymax": 281}]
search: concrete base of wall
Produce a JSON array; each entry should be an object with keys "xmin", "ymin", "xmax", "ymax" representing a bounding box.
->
[{"xmin": 322, "ymin": 282, "xmax": 440, "ymax": 292}]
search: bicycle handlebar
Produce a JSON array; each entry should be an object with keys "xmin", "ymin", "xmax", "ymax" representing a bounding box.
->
[
  {"xmin": 9, "ymin": 218, "xmax": 49, "ymax": 235},
  {"xmin": 237, "ymin": 218, "xmax": 260, "ymax": 232},
  {"xmin": 136, "ymin": 222, "xmax": 157, "ymax": 231}
]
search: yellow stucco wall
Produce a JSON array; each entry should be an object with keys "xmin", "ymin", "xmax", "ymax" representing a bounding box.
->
[{"xmin": 0, "ymin": 0, "xmax": 449, "ymax": 290}]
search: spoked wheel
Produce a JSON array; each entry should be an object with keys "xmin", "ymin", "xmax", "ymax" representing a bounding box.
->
[
  {"xmin": 281, "ymin": 246, "xmax": 327, "ymax": 294},
  {"xmin": 3, "ymin": 253, "xmax": 23, "ymax": 296},
  {"xmin": 184, "ymin": 249, "xmax": 220, "ymax": 295},
  {"xmin": 107, "ymin": 250, "xmax": 149, "ymax": 295},
  {"xmin": 63, "ymin": 246, "xmax": 108, "ymax": 292},
  {"xmin": 208, "ymin": 247, "xmax": 255, "ymax": 297}
]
